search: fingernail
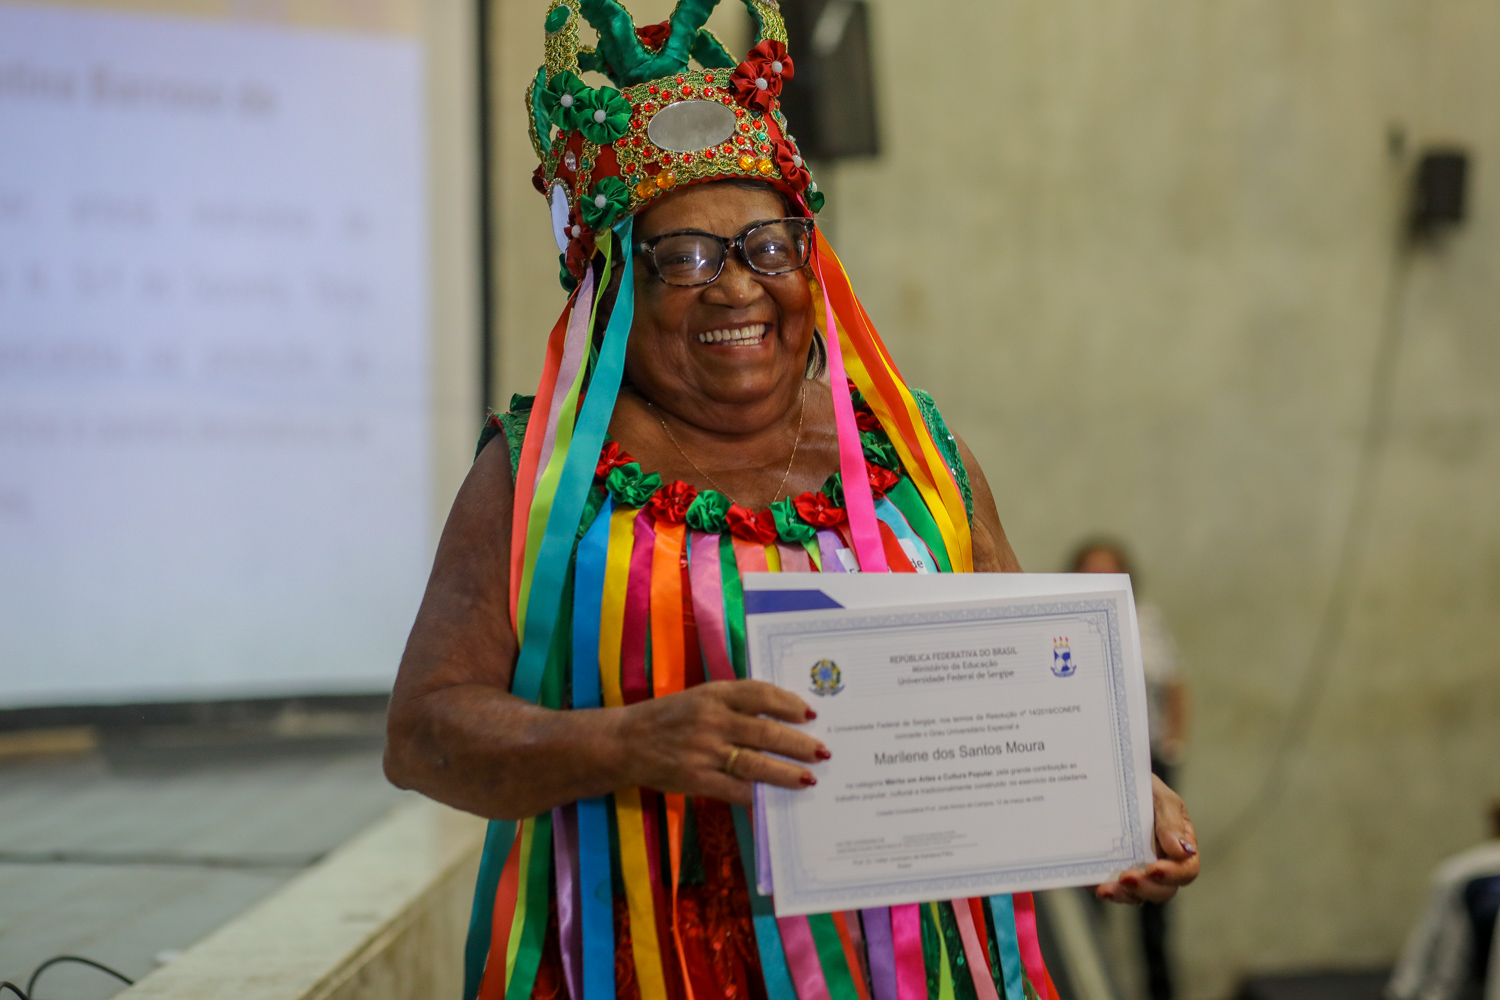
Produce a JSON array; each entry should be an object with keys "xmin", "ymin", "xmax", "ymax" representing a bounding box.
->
[
  {"xmin": 1179, "ymin": 838, "xmax": 1197, "ymax": 855},
  {"xmin": 805, "ymin": 710, "xmax": 818, "ymax": 721},
  {"xmin": 815, "ymin": 746, "xmax": 831, "ymax": 760},
  {"xmin": 800, "ymin": 773, "xmax": 817, "ymax": 786}
]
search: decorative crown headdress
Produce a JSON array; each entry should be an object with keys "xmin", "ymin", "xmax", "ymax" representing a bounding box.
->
[
  {"xmin": 530, "ymin": 0, "xmax": 823, "ymax": 285},
  {"xmin": 468, "ymin": 12, "xmax": 985, "ymax": 996}
]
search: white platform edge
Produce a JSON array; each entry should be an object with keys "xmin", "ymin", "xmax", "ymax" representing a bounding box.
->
[{"xmin": 116, "ymin": 797, "xmax": 486, "ymax": 1000}]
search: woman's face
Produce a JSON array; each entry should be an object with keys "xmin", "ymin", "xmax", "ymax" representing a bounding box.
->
[{"xmin": 624, "ymin": 182, "xmax": 815, "ymax": 432}]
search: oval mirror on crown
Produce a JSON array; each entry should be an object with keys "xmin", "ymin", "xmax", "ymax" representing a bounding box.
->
[{"xmin": 647, "ymin": 99, "xmax": 737, "ymax": 153}]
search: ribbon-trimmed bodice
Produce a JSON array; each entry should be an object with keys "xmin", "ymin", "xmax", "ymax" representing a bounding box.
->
[{"xmin": 465, "ymin": 387, "xmax": 1058, "ymax": 1000}]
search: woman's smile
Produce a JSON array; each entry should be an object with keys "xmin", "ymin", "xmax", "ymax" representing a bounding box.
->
[{"xmin": 695, "ymin": 322, "xmax": 770, "ymax": 347}]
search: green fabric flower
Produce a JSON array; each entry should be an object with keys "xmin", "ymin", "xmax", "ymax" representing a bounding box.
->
[
  {"xmin": 606, "ymin": 462, "xmax": 662, "ymax": 507},
  {"xmin": 806, "ymin": 183, "xmax": 826, "ymax": 214},
  {"xmin": 541, "ymin": 70, "xmax": 588, "ymax": 131},
  {"xmin": 861, "ymin": 430, "xmax": 899, "ymax": 470},
  {"xmin": 821, "ymin": 473, "xmax": 843, "ymax": 507},
  {"xmin": 575, "ymin": 85, "xmax": 633, "ymax": 144},
  {"xmin": 581, "ymin": 176, "xmax": 632, "ymax": 231},
  {"xmin": 685, "ymin": 489, "xmax": 730, "ymax": 533},
  {"xmin": 770, "ymin": 498, "xmax": 816, "ymax": 545}
]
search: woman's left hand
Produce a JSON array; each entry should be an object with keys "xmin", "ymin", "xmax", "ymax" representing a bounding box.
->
[{"xmin": 1095, "ymin": 774, "xmax": 1199, "ymax": 904}]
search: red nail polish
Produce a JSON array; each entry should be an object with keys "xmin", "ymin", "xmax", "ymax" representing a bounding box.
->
[
  {"xmin": 816, "ymin": 747, "xmax": 831, "ymax": 760},
  {"xmin": 800, "ymin": 773, "xmax": 817, "ymax": 786},
  {"xmin": 805, "ymin": 710, "xmax": 818, "ymax": 721}
]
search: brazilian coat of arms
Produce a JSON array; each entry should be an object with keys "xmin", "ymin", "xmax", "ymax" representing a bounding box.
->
[
  {"xmin": 809, "ymin": 659, "xmax": 844, "ymax": 697},
  {"xmin": 1052, "ymin": 637, "xmax": 1075, "ymax": 677}
]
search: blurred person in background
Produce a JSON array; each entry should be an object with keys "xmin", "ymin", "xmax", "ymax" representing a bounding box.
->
[
  {"xmin": 1073, "ymin": 539, "xmax": 1187, "ymax": 1000},
  {"xmin": 1387, "ymin": 801, "xmax": 1500, "ymax": 1000}
]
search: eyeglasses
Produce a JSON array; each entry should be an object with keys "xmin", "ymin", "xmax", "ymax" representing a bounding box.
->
[{"xmin": 635, "ymin": 218, "xmax": 815, "ymax": 287}]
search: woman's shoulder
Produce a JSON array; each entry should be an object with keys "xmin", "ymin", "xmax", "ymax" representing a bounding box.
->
[{"xmin": 477, "ymin": 394, "xmax": 535, "ymax": 474}]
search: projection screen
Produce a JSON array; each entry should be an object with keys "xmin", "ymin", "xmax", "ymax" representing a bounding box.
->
[{"xmin": 0, "ymin": 0, "xmax": 478, "ymax": 707}]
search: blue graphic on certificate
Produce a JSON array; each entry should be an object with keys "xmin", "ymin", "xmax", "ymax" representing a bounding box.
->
[{"xmin": 744, "ymin": 573, "xmax": 1156, "ymax": 917}]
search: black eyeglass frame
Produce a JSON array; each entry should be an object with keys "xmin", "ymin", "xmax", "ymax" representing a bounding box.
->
[{"xmin": 633, "ymin": 217, "xmax": 816, "ymax": 287}]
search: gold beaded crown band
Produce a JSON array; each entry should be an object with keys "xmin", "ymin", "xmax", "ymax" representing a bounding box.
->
[{"xmin": 530, "ymin": 0, "xmax": 823, "ymax": 282}]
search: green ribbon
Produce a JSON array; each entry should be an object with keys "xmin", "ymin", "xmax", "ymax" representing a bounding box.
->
[
  {"xmin": 770, "ymin": 498, "xmax": 817, "ymax": 545},
  {"xmin": 575, "ymin": 85, "xmax": 633, "ymax": 144},
  {"xmin": 505, "ymin": 571, "xmax": 574, "ymax": 1000},
  {"xmin": 580, "ymin": 0, "xmax": 716, "ymax": 87},
  {"xmin": 807, "ymin": 914, "xmax": 863, "ymax": 1000},
  {"xmin": 720, "ymin": 533, "xmax": 747, "ymax": 680},
  {"xmin": 605, "ymin": 462, "xmax": 662, "ymax": 507},
  {"xmin": 686, "ymin": 489, "xmax": 730, "ymax": 532},
  {"xmin": 886, "ymin": 478, "xmax": 953, "ymax": 573},
  {"xmin": 530, "ymin": 67, "xmax": 552, "ymax": 156},
  {"xmin": 939, "ymin": 902, "xmax": 980, "ymax": 1000}
]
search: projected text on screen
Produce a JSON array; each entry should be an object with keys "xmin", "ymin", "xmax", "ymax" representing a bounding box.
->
[{"xmin": 0, "ymin": 2, "xmax": 431, "ymax": 706}]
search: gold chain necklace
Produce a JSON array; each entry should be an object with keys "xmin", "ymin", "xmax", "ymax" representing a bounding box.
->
[{"xmin": 649, "ymin": 384, "xmax": 806, "ymax": 508}]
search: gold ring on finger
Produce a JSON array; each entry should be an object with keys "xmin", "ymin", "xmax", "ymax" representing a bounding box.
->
[{"xmin": 722, "ymin": 745, "xmax": 745, "ymax": 776}]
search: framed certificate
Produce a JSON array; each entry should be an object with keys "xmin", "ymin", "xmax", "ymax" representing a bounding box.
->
[{"xmin": 744, "ymin": 574, "xmax": 1156, "ymax": 917}]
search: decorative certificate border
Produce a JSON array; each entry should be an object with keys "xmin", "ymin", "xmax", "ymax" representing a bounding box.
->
[{"xmin": 750, "ymin": 596, "xmax": 1148, "ymax": 915}]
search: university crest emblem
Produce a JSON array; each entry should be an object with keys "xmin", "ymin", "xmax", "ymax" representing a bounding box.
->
[
  {"xmin": 1052, "ymin": 637, "xmax": 1075, "ymax": 677},
  {"xmin": 809, "ymin": 659, "xmax": 844, "ymax": 697}
]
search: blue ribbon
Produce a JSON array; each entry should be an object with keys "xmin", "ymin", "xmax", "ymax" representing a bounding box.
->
[
  {"xmin": 573, "ymin": 497, "xmax": 616, "ymax": 1000},
  {"xmin": 732, "ymin": 804, "xmax": 798, "ymax": 1000},
  {"xmin": 511, "ymin": 219, "xmax": 634, "ymax": 704},
  {"xmin": 875, "ymin": 496, "xmax": 937, "ymax": 573},
  {"xmin": 987, "ymin": 895, "xmax": 1025, "ymax": 1000}
]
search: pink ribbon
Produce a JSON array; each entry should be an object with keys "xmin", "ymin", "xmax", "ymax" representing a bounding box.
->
[
  {"xmin": 777, "ymin": 915, "xmax": 833, "ymax": 1000},
  {"xmin": 778, "ymin": 542, "xmax": 813, "ymax": 574},
  {"xmin": 619, "ymin": 512, "xmax": 656, "ymax": 706},
  {"xmin": 891, "ymin": 904, "xmax": 925, "ymax": 1000},
  {"xmin": 689, "ymin": 531, "xmax": 735, "ymax": 683},
  {"xmin": 1012, "ymin": 892, "xmax": 1051, "ymax": 1000},
  {"xmin": 952, "ymin": 898, "xmax": 1001, "ymax": 1000},
  {"xmin": 813, "ymin": 248, "xmax": 887, "ymax": 573},
  {"xmin": 534, "ymin": 268, "xmax": 595, "ymax": 489}
]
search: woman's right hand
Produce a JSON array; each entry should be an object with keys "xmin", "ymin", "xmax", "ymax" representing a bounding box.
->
[{"xmin": 612, "ymin": 679, "xmax": 829, "ymax": 805}]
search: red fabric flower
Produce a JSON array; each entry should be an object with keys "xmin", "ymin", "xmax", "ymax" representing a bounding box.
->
[
  {"xmin": 647, "ymin": 479, "xmax": 699, "ymax": 524},
  {"xmin": 773, "ymin": 141, "xmax": 809, "ymax": 191},
  {"xmin": 730, "ymin": 40, "xmax": 793, "ymax": 113},
  {"xmin": 855, "ymin": 408, "xmax": 881, "ymax": 432},
  {"xmin": 866, "ymin": 461, "xmax": 901, "ymax": 498},
  {"xmin": 749, "ymin": 40, "xmax": 794, "ymax": 81},
  {"xmin": 726, "ymin": 504, "xmax": 778, "ymax": 544},
  {"xmin": 595, "ymin": 440, "xmax": 634, "ymax": 480},
  {"xmin": 793, "ymin": 491, "xmax": 846, "ymax": 527},
  {"xmin": 636, "ymin": 20, "xmax": 671, "ymax": 51},
  {"xmin": 565, "ymin": 227, "xmax": 596, "ymax": 280}
]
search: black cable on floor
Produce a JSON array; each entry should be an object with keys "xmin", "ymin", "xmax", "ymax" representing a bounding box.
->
[
  {"xmin": 26, "ymin": 954, "xmax": 134, "ymax": 997},
  {"xmin": 1, "ymin": 982, "xmax": 28, "ymax": 999}
]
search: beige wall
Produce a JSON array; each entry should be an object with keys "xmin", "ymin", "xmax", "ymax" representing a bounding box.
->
[{"xmin": 486, "ymin": 2, "xmax": 1500, "ymax": 998}]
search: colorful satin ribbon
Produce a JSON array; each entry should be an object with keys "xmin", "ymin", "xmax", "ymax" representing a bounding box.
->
[{"xmin": 464, "ymin": 221, "xmax": 1052, "ymax": 1000}]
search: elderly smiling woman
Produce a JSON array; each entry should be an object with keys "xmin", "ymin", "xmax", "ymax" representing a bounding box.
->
[{"xmin": 385, "ymin": 3, "xmax": 1199, "ymax": 1000}]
